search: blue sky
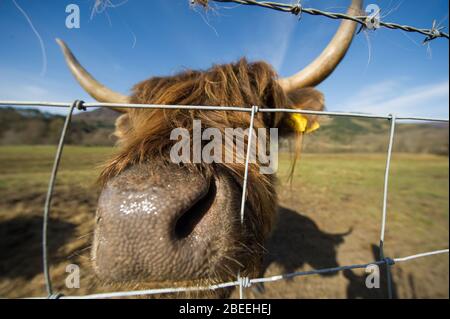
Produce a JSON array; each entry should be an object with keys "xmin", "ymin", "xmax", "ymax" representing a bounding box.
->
[{"xmin": 0, "ymin": 0, "xmax": 448, "ymax": 118}]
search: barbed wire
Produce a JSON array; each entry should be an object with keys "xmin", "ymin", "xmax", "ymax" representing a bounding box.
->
[
  {"xmin": 1, "ymin": 100, "xmax": 448, "ymax": 299},
  {"xmin": 192, "ymin": 0, "xmax": 449, "ymax": 43}
]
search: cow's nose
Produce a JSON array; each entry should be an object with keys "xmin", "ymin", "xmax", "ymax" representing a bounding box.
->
[{"xmin": 92, "ymin": 163, "xmax": 217, "ymax": 283}]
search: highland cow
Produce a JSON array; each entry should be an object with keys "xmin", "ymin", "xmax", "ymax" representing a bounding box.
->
[{"xmin": 57, "ymin": 0, "xmax": 362, "ymax": 297}]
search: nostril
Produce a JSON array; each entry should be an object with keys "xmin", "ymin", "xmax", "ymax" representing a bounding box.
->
[{"xmin": 174, "ymin": 178, "xmax": 216, "ymax": 239}]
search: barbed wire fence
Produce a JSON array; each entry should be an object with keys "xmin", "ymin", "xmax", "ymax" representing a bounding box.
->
[
  {"xmin": 192, "ymin": 0, "xmax": 449, "ymax": 43},
  {"xmin": 0, "ymin": 100, "xmax": 448, "ymax": 299}
]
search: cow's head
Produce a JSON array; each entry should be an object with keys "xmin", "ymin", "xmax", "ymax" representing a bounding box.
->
[{"xmin": 57, "ymin": 0, "xmax": 362, "ymax": 297}]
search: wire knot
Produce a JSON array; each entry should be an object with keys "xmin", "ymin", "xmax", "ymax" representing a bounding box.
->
[
  {"xmin": 291, "ymin": 5, "xmax": 301, "ymax": 16},
  {"xmin": 364, "ymin": 17, "xmax": 380, "ymax": 30},
  {"xmin": 291, "ymin": 1, "xmax": 302, "ymax": 18},
  {"xmin": 383, "ymin": 257, "xmax": 395, "ymax": 266},
  {"xmin": 73, "ymin": 100, "xmax": 86, "ymax": 111},
  {"xmin": 239, "ymin": 276, "xmax": 252, "ymax": 288},
  {"xmin": 424, "ymin": 20, "xmax": 444, "ymax": 44}
]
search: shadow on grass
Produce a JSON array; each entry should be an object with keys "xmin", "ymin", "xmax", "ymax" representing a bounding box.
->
[
  {"xmin": 255, "ymin": 206, "xmax": 350, "ymax": 293},
  {"xmin": 259, "ymin": 206, "xmax": 398, "ymax": 298},
  {"xmin": 0, "ymin": 215, "xmax": 76, "ymax": 279}
]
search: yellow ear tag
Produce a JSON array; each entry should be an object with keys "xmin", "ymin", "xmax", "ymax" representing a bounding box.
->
[{"xmin": 290, "ymin": 113, "xmax": 320, "ymax": 134}]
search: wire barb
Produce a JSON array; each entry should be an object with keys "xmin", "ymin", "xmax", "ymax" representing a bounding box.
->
[
  {"xmin": 290, "ymin": 0, "xmax": 302, "ymax": 17},
  {"xmin": 423, "ymin": 20, "xmax": 446, "ymax": 44}
]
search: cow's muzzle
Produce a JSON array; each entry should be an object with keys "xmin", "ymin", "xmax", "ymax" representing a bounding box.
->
[{"xmin": 92, "ymin": 162, "xmax": 241, "ymax": 284}]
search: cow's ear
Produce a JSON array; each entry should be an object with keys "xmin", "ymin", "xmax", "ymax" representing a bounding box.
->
[
  {"xmin": 287, "ymin": 88, "xmax": 324, "ymax": 113},
  {"xmin": 277, "ymin": 88, "xmax": 324, "ymax": 134},
  {"xmin": 113, "ymin": 113, "xmax": 131, "ymax": 143}
]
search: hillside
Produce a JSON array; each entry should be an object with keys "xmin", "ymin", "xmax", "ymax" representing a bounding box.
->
[
  {"xmin": 300, "ymin": 116, "xmax": 449, "ymax": 155},
  {"xmin": 0, "ymin": 107, "xmax": 448, "ymax": 154},
  {"xmin": 0, "ymin": 107, "xmax": 118, "ymax": 146}
]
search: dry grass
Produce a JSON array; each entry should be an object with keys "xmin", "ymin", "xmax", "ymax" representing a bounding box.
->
[{"xmin": 0, "ymin": 146, "xmax": 448, "ymax": 298}]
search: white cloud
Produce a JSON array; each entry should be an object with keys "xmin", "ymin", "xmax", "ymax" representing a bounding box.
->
[{"xmin": 337, "ymin": 79, "xmax": 449, "ymax": 119}]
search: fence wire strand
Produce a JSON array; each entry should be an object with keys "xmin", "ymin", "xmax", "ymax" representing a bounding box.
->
[
  {"xmin": 26, "ymin": 250, "xmax": 450, "ymax": 299},
  {"xmin": 378, "ymin": 114, "xmax": 396, "ymax": 298},
  {"xmin": 194, "ymin": 0, "xmax": 449, "ymax": 42},
  {"xmin": 0, "ymin": 100, "xmax": 448, "ymax": 299},
  {"xmin": 41, "ymin": 100, "xmax": 85, "ymax": 296},
  {"xmin": 1, "ymin": 101, "xmax": 449, "ymax": 122}
]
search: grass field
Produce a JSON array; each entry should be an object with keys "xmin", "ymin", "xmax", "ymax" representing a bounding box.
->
[{"xmin": 0, "ymin": 145, "xmax": 448, "ymax": 298}]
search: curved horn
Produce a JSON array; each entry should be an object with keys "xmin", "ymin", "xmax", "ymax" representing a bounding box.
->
[
  {"xmin": 278, "ymin": 0, "xmax": 363, "ymax": 91},
  {"xmin": 56, "ymin": 38, "xmax": 130, "ymax": 112}
]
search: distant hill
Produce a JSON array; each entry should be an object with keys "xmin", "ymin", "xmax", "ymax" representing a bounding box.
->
[
  {"xmin": 72, "ymin": 107, "xmax": 119, "ymax": 124},
  {"xmin": 299, "ymin": 116, "xmax": 449, "ymax": 155},
  {"xmin": 0, "ymin": 107, "xmax": 118, "ymax": 146},
  {"xmin": 0, "ymin": 107, "xmax": 448, "ymax": 154}
]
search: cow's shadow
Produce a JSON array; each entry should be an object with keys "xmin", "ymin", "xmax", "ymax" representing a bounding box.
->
[
  {"xmin": 0, "ymin": 215, "xmax": 76, "ymax": 279},
  {"xmin": 256, "ymin": 206, "xmax": 351, "ymax": 293},
  {"xmin": 258, "ymin": 206, "xmax": 399, "ymax": 298}
]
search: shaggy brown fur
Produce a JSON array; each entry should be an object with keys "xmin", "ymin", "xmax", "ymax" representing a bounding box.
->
[{"xmin": 99, "ymin": 58, "xmax": 324, "ymax": 281}]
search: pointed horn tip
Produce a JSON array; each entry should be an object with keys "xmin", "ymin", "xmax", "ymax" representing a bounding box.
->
[
  {"xmin": 55, "ymin": 38, "xmax": 130, "ymax": 112},
  {"xmin": 55, "ymin": 38, "xmax": 70, "ymax": 55},
  {"xmin": 55, "ymin": 38, "xmax": 65, "ymax": 48}
]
